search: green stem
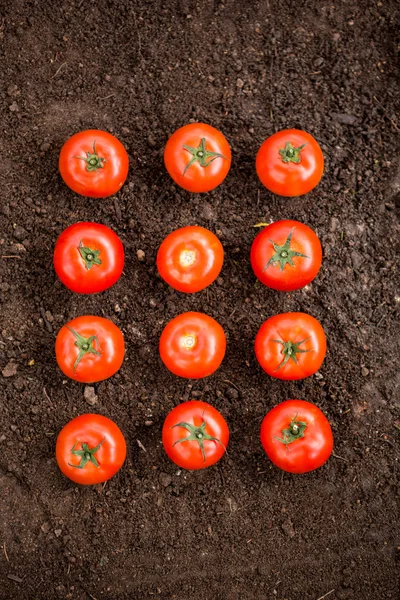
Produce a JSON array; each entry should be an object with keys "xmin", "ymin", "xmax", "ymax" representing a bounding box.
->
[
  {"xmin": 67, "ymin": 327, "xmax": 102, "ymax": 371},
  {"xmin": 275, "ymin": 414, "xmax": 307, "ymax": 446},
  {"xmin": 182, "ymin": 138, "xmax": 227, "ymax": 176},
  {"xmin": 74, "ymin": 141, "xmax": 106, "ymax": 172},
  {"xmin": 278, "ymin": 142, "xmax": 306, "ymax": 164},
  {"xmin": 172, "ymin": 419, "xmax": 226, "ymax": 462}
]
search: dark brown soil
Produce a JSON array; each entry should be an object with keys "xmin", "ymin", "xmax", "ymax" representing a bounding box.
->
[{"xmin": 0, "ymin": 1, "xmax": 399, "ymax": 599}]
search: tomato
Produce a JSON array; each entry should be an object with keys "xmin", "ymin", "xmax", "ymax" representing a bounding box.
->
[
  {"xmin": 256, "ymin": 129, "xmax": 324, "ymax": 196},
  {"xmin": 54, "ymin": 222, "xmax": 124, "ymax": 294},
  {"xmin": 157, "ymin": 226, "xmax": 224, "ymax": 293},
  {"xmin": 159, "ymin": 312, "xmax": 226, "ymax": 379},
  {"xmin": 250, "ymin": 220, "xmax": 322, "ymax": 291},
  {"xmin": 164, "ymin": 123, "xmax": 231, "ymax": 192},
  {"xmin": 260, "ymin": 400, "xmax": 333, "ymax": 473},
  {"xmin": 255, "ymin": 312, "xmax": 326, "ymax": 380},
  {"xmin": 59, "ymin": 130, "xmax": 129, "ymax": 198},
  {"xmin": 162, "ymin": 401, "xmax": 229, "ymax": 469},
  {"xmin": 55, "ymin": 316, "xmax": 125, "ymax": 383},
  {"xmin": 56, "ymin": 414, "xmax": 126, "ymax": 484}
]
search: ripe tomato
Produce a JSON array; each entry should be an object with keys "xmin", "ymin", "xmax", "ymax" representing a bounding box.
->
[
  {"xmin": 260, "ymin": 400, "xmax": 333, "ymax": 474},
  {"xmin": 159, "ymin": 312, "xmax": 226, "ymax": 379},
  {"xmin": 59, "ymin": 130, "xmax": 129, "ymax": 198},
  {"xmin": 56, "ymin": 414, "xmax": 126, "ymax": 484},
  {"xmin": 250, "ymin": 220, "xmax": 322, "ymax": 291},
  {"xmin": 55, "ymin": 316, "xmax": 125, "ymax": 383},
  {"xmin": 162, "ymin": 401, "xmax": 229, "ymax": 470},
  {"xmin": 157, "ymin": 226, "xmax": 224, "ymax": 293},
  {"xmin": 256, "ymin": 129, "xmax": 324, "ymax": 196},
  {"xmin": 54, "ymin": 222, "xmax": 124, "ymax": 294},
  {"xmin": 255, "ymin": 312, "xmax": 326, "ymax": 380},
  {"xmin": 164, "ymin": 123, "xmax": 231, "ymax": 192}
]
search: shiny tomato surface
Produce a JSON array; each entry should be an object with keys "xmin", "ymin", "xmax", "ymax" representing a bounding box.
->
[
  {"xmin": 159, "ymin": 312, "xmax": 226, "ymax": 379},
  {"xmin": 54, "ymin": 222, "xmax": 124, "ymax": 294},
  {"xmin": 56, "ymin": 414, "xmax": 126, "ymax": 484},
  {"xmin": 250, "ymin": 220, "xmax": 322, "ymax": 291},
  {"xmin": 157, "ymin": 226, "xmax": 224, "ymax": 293},
  {"xmin": 59, "ymin": 130, "xmax": 129, "ymax": 198},
  {"xmin": 260, "ymin": 400, "xmax": 333, "ymax": 473},
  {"xmin": 162, "ymin": 401, "xmax": 229, "ymax": 469},
  {"xmin": 55, "ymin": 315, "xmax": 125, "ymax": 383},
  {"xmin": 164, "ymin": 123, "xmax": 231, "ymax": 192},
  {"xmin": 256, "ymin": 129, "xmax": 324, "ymax": 197},
  {"xmin": 255, "ymin": 312, "xmax": 326, "ymax": 380}
]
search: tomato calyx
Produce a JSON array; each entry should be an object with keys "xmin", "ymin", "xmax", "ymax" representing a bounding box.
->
[
  {"xmin": 263, "ymin": 229, "xmax": 309, "ymax": 272},
  {"xmin": 182, "ymin": 138, "xmax": 227, "ymax": 176},
  {"xmin": 278, "ymin": 142, "xmax": 306, "ymax": 164},
  {"xmin": 78, "ymin": 241, "xmax": 102, "ymax": 270},
  {"xmin": 67, "ymin": 327, "xmax": 102, "ymax": 371},
  {"xmin": 74, "ymin": 141, "xmax": 106, "ymax": 172},
  {"xmin": 172, "ymin": 419, "xmax": 226, "ymax": 462},
  {"xmin": 272, "ymin": 337, "xmax": 311, "ymax": 371},
  {"xmin": 275, "ymin": 414, "xmax": 307, "ymax": 447},
  {"xmin": 68, "ymin": 438, "xmax": 105, "ymax": 469}
]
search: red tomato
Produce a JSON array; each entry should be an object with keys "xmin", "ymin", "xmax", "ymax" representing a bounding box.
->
[
  {"xmin": 55, "ymin": 316, "xmax": 125, "ymax": 383},
  {"xmin": 255, "ymin": 312, "xmax": 326, "ymax": 380},
  {"xmin": 56, "ymin": 414, "xmax": 126, "ymax": 484},
  {"xmin": 164, "ymin": 123, "xmax": 231, "ymax": 192},
  {"xmin": 54, "ymin": 222, "xmax": 124, "ymax": 294},
  {"xmin": 59, "ymin": 130, "xmax": 129, "ymax": 198},
  {"xmin": 250, "ymin": 220, "xmax": 322, "ymax": 291},
  {"xmin": 159, "ymin": 312, "xmax": 226, "ymax": 379},
  {"xmin": 157, "ymin": 226, "xmax": 224, "ymax": 293},
  {"xmin": 162, "ymin": 400, "xmax": 229, "ymax": 469},
  {"xmin": 256, "ymin": 129, "xmax": 324, "ymax": 196},
  {"xmin": 260, "ymin": 400, "xmax": 333, "ymax": 473}
]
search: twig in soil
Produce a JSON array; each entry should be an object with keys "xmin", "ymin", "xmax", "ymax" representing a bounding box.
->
[
  {"xmin": 87, "ymin": 594, "xmax": 98, "ymax": 600},
  {"xmin": 50, "ymin": 62, "xmax": 67, "ymax": 79},
  {"xmin": 137, "ymin": 439, "xmax": 147, "ymax": 452},
  {"xmin": 3, "ymin": 542, "xmax": 9, "ymax": 562},
  {"xmin": 223, "ymin": 380, "xmax": 241, "ymax": 394},
  {"xmin": 373, "ymin": 96, "xmax": 399, "ymax": 131},
  {"xmin": 1, "ymin": 255, "xmax": 22, "ymax": 259},
  {"xmin": 8, "ymin": 574, "xmax": 23, "ymax": 583},
  {"xmin": 96, "ymin": 93, "xmax": 116, "ymax": 101},
  {"xmin": 332, "ymin": 452, "xmax": 349, "ymax": 462},
  {"xmin": 43, "ymin": 387, "xmax": 51, "ymax": 403},
  {"xmin": 316, "ymin": 590, "xmax": 335, "ymax": 600}
]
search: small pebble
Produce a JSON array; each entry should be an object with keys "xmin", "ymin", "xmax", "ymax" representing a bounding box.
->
[
  {"xmin": 236, "ymin": 78, "xmax": 244, "ymax": 88},
  {"xmin": 137, "ymin": 249, "xmax": 145, "ymax": 261},
  {"xmin": 2, "ymin": 362, "xmax": 17, "ymax": 377},
  {"xmin": 54, "ymin": 529, "xmax": 62, "ymax": 538},
  {"xmin": 159, "ymin": 472, "xmax": 172, "ymax": 488},
  {"xmin": 84, "ymin": 386, "xmax": 98, "ymax": 405},
  {"xmin": 13, "ymin": 226, "xmax": 27, "ymax": 241},
  {"xmin": 361, "ymin": 367, "xmax": 369, "ymax": 377}
]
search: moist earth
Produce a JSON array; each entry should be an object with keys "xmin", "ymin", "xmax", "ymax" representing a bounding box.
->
[{"xmin": 0, "ymin": 1, "xmax": 399, "ymax": 599}]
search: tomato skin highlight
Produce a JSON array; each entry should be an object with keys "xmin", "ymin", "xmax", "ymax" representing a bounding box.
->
[
  {"xmin": 164, "ymin": 123, "xmax": 231, "ymax": 192},
  {"xmin": 56, "ymin": 414, "xmax": 126, "ymax": 485},
  {"xmin": 54, "ymin": 222, "xmax": 124, "ymax": 294},
  {"xmin": 59, "ymin": 130, "xmax": 129, "ymax": 198},
  {"xmin": 256, "ymin": 129, "xmax": 324, "ymax": 197},
  {"xmin": 250, "ymin": 220, "xmax": 322, "ymax": 291},
  {"xmin": 157, "ymin": 226, "xmax": 224, "ymax": 293},
  {"xmin": 255, "ymin": 312, "xmax": 326, "ymax": 380},
  {"xmin": 159, "ymin": 312, "xmax": 226, "ymax": 379},
  {"xmin": 260, "ymin": 400, "xmax": 333, "ymax": 474},
  {"xmin": 55, "ymin": 315, "xmax": 125, "ymax": 383},
  {"xmin": 162, "ymin": 401, "xmax": 229, "ymax": 470}
]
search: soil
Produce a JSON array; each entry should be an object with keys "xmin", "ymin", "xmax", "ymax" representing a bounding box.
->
[{"xmin": 0, "ymin": 1, "xmax": 399, "ymax": 599}]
